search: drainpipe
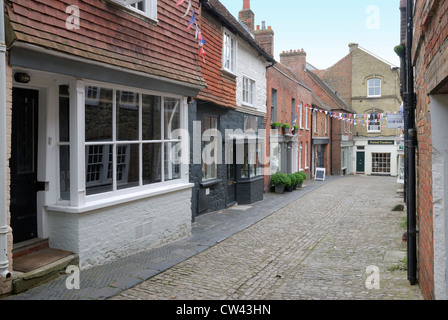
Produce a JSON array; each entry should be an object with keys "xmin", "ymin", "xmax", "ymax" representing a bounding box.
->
[
  {"xmin": 405, "ymin": 0, "xmax": 417, "ymax": 286},
  {"xmin": 0, "ymin": 0, "xmax": 12, "ymax": 279}
]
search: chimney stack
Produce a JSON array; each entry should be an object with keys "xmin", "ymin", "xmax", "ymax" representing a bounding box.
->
[
  {"xmin": 254, "ymin": 20, "xmax": 274, "ymax": 57},
  {"xmin": 239, "ymin": 0, "xmax": 255, "ymax": 32},
  {"xmin": 280, "ymin": 49, "xmax": 307, "ymax": 77}
]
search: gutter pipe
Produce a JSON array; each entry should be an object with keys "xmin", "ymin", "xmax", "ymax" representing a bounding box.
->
[
  {"xmin": 0, "ymin": 0, "xmax": 12, "ymax": 279},
  {"xmin": 405, "ymin": 0, "xmax": 417, "ymax": 286}
]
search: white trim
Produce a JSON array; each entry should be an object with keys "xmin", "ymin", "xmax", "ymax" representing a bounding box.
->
[
  {"xmin": 65, "ymin": 79, "xmax": 189, "ymax": 208},
  {"xmin": 108, "ymin": 0, "xmax": 158, "ymax": 21},
  {"xmin": 222, "ymin": 29, "xmax": 237, "ymax": 75},
  {"xmin": 47, "ymin": 182, "xmax": 194, "ymax": 214},
  {"xmin": 242, "ymin": 75, "xmax": 256, "ymax": 107}
]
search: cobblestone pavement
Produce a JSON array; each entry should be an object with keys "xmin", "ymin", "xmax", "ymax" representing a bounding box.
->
[{"xmin": 110, "ymin": 175, "xmax": 423, "ymax": 300}]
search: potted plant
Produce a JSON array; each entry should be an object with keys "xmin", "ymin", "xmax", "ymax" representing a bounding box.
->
[
  {"xmin": 292, "ymin": 125, "xmax": 299, "ymax": 135},
  {"xmin": 271, "ymin": 172, "xmax": 291, "ymax": 194},
  {"xmin": 271, "ymin": 122, "xmax": 281, "ymax": 130},
  {"xmin": 294, "ymin": 172, "xmax": 303, "ymax": 188},
  {"xmin": 289, "ymin": 173, "xmax": 299, "ymax": 190},
  {"xmin": 282, "ymin": 123, "xmax": 290, "ymax": 134},
  {"xmin": 299, "ymin": 171, "xmax": 306, "ymax": 187}
]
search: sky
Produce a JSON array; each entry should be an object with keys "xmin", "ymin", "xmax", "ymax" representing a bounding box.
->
[{"xmin": 219, "ymin": 0, "xmax": 401, "ymax": 70}]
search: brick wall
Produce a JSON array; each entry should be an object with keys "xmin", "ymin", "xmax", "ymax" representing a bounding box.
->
[
  {"xmin": 0, "ymin": 55, "xmax": 13, "ymax": 296},
  {"xmin": 411, "ymin": 0, "xmax": 448, "ymax": 300},
  {"xmin": 319, "ymin": 53, "xmax": 352, "ymax": 108},
  {"xmin": 264, "ymin": 63, "xmax": 312, "ymax": 190}
]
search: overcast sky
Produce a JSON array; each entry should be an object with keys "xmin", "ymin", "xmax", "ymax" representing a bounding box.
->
[{"xmin": 218, "ymin": 0, "xmax": 401, "ymax": 70}]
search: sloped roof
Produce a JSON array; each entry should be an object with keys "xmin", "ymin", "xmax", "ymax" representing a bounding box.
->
[{"xmin": 5, "ymin": 0, "xmax": 206, "ymax": 89}]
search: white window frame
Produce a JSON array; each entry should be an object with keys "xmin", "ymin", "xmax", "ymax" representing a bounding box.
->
[
  {"xmin": 54, "ymin": 80, "xmax": 189, "ymax": 210},
  {"xmin": 305, "ymin": 106, "xmax": 309, "ymax": 130},
  {"xmin": 367, "ymin": 78, "xmax": 381, "ymax": 98},
  {"xmin": 299, "ymin": 104, "xmax": 304, "ymax": 129},
  {"xmin": 304, "ymin": 142, "xmax": 309, "ymax": 169},
  {"xmin": 313, "ymin": 110, "xmax": 317, "ymax": 133},
  {"xmin": 110, "ymin": 0, "xmax": 158, "ymax": 21},
  {"xmin": 222, "ymin": 29, "xmax": 237, "ymax": 75},
  {"xmin": 242, "ymin": 76, "xmax": 256, "ymax": 107}
]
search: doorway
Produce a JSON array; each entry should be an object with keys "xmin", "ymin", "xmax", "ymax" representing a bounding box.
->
[
  {"xmin": 356, "ymin": 151, "xmax": 365, "ymax": 173},
  {"xmin": 10, "ymin": 88, "xmax": 39, "ymax": 244}
]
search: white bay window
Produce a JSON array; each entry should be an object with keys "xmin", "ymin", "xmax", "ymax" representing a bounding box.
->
[{"xmin": 57, "ymin": 81, "xmax": 188, "ymax": 208}]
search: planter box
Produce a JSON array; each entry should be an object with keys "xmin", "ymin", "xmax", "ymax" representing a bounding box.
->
[{"xmin": 274, "ymin": 184, "xmax": 285, "ymax": 194}]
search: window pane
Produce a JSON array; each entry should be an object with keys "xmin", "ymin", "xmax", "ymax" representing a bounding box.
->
[
  {"xmin": 117, "ymin": 91, "xmax": 139, "ymax": 141},
  {"xmin": 115, "ymin": 144, "xmax": 139, "ymax": 190},
  {"xmin": 85, "ymin": 87, "xmax": 113, "ymax": 142},
  {"xmin": 143, "ymin": 143, "xmax": 162, "ymax": 185},
  {"xmin": 86, "ymin": 144, "xmax": 113, "ymax": 195},
  {"xmin": 165, "ymin": 142, "xmax": 181, "ymax": 181},
  {"xmin": 164, "ymin": 98, "xmax": 180, "ymax": 140},
  {"xmin": 142, "ymin": 94, "xmax": 161, "ymax": 141},
  {"xmin": 59, "ymin": 85, "xmax": 70, "ymax": 142},
  {"xmin": 59, "ymin": 145, "xmax": 70, "ymax": 200}
]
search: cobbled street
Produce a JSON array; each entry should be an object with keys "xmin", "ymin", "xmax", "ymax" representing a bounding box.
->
[{"xmin": 110, "ymin": 176, "xmax": 423, "ymax": 300}]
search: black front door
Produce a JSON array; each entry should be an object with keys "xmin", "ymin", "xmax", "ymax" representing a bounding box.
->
[
  {"xmin": 226, "ymin": 140, "xmax": 236, "ymax": 207},
  {"xmin": 11, "ymin": 88, "xmax": 39, "ymax": 243}
]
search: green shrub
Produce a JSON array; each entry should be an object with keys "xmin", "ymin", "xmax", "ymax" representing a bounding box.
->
[
  {"xmin": 299, "ymin": 171, "xmax": 307, "ymax": 181},
  {"xmin": 282, "ymin": 123, "xmax": 290, "ymax": 129},
  {"xmin": 272, "ymin": 122, "xmax": 281, "ymax": 128},
  {"xmin": 288, "ymin": 173, "xmax": 298, "ymax": 185},
  {"xmin": 294, "ymin": 172, "xmax": 303, "ymax": 183},
  {"xmin": 271, "ymin": 172, "xmax": 292, "ymax": 186},
  {"xmin": 293, "ymin": 125, "xmax": 299, "ymax": 130}
]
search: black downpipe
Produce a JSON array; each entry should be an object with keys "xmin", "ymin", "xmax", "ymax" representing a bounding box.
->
[
  {"xmin": 400, "ymin": 46, "xmax": 408, "ymax": 204},
  {"xmin": 406, "ymin": 0, "xmax": 417, "ymax": 286}
]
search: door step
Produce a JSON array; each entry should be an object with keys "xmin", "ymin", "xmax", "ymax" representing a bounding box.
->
[
  {"xmin": 12, "ymin": 238, "xmax": 49, "ymax": 259},
  {"xmin": 11, "ymin": 239, "xmax": 78, "ymax": 295}
]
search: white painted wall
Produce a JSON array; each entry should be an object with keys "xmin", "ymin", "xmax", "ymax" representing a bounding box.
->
[
  {"xmin": 47, "ymin": 188, "xmax": 192, "ymax": 269},
  {"xmin": 235, "ymin": 38, "xmax": 267, "ymax": 115},
  {"xmin": 431, "ymin": 94, "xmax": 448, "ymax": 300}
]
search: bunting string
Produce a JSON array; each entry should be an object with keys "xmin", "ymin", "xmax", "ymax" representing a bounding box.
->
[
  {"xmin": 296, "ymin": 104, "xmax": 404, "ymax": 127},
  {"xmin": 176, "ymin": 0, "xmax": 207, "ymax": 61}
]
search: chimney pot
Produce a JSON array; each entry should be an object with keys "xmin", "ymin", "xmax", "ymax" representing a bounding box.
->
[
  {"xmin": 262, "ymin": 21, "xmax": 266, "ymax": 29},
  {"xmin": 243, "ymin": 0, "xmax": 250, "ymax": 10}
]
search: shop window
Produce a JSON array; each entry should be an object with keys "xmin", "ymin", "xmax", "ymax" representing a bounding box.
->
[{"xmin": 372, "ymin": 153, "xmax": 391, "ymax": 174}]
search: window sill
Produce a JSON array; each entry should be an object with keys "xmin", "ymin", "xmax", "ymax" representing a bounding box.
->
[
  {"xmin": 200, "ymin": 179, "xmax": 222, "ymax": 188},
  {"xmin": 105, "ymin": 0, "xmax": 158, "ymax": 25},
  {"xmin": 46, "ymin": 182, "xmax": 194, "ymax": 214},
  {"xmin": 221, "ymin": 69, "xmax": 237, "ymax": 81}
]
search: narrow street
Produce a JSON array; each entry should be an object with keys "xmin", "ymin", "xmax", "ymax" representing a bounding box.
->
[{"xmin": 110, "ymin": 175, "xmax": 423, "ymax": 300}]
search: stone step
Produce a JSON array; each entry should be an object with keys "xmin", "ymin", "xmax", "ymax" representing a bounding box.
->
[{"xmin": 11, "ymin": 239, "xmax": 78, "ymax": 295}]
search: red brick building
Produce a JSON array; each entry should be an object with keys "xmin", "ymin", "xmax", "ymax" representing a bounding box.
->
[
  {"xmin": 237, "ymin": 1, "xmax": 312, "ymax": 190},
  {"xmin": 280, "ymin": 50, "xmax": 355, "ymax": 176},
  {"xmin": 403, "ymin": 0, "xmax": 448, "ymax": 300}
]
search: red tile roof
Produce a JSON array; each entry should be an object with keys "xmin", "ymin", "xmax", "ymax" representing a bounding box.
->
[{"xmin": 6, "ymin": 0, "xmax": 206, "ymax": 89}]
